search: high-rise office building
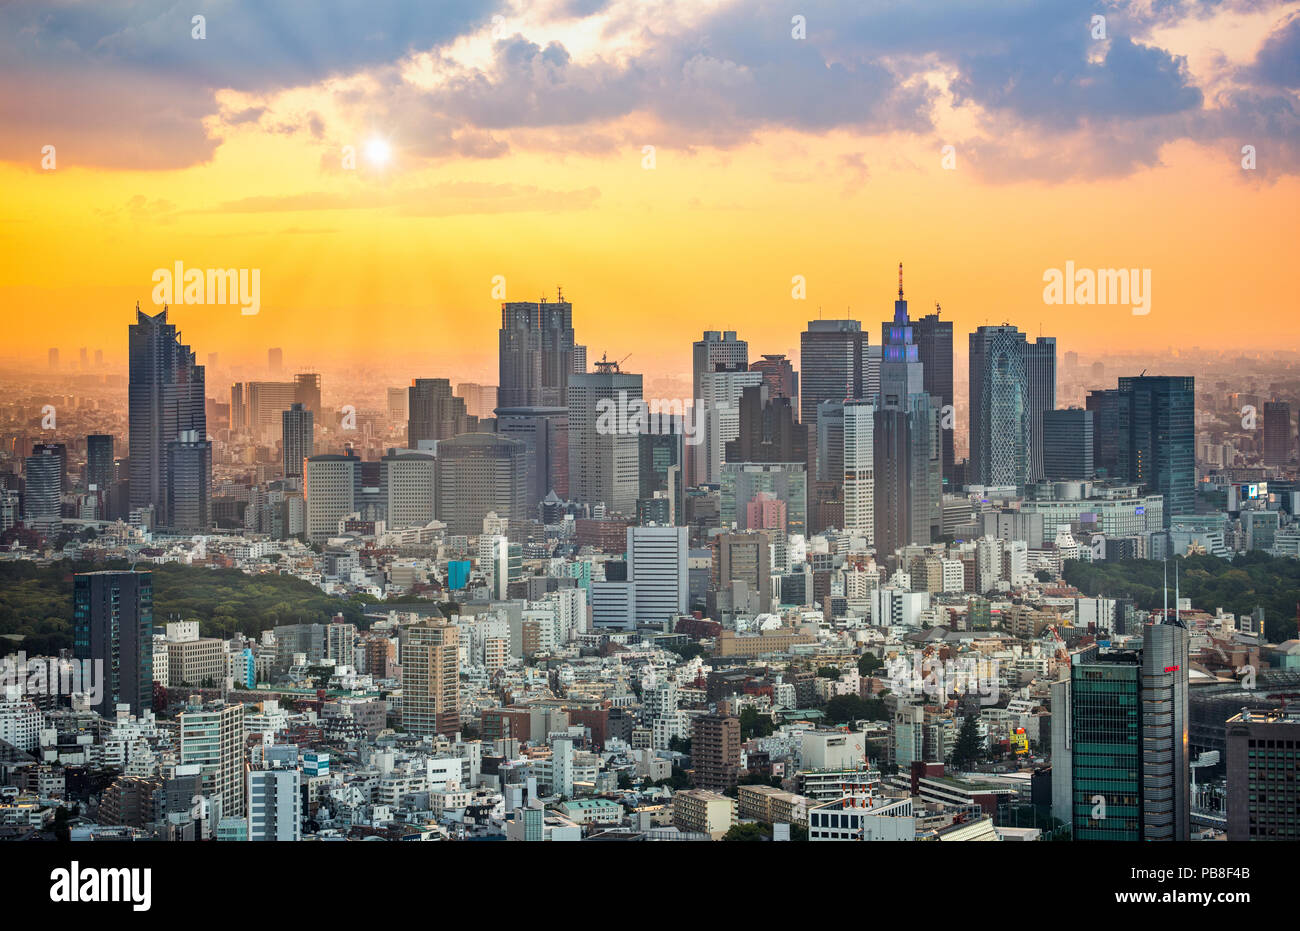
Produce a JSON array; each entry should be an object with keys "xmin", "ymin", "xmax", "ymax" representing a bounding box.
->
[
  {"xmin": 293, "ymin": 372, "xmax": 322, "ymax": 421},
  {"xmin": 627, "ymin": 525, "xmax": 689, "ymax": 626},
  {"xmin": 1263, "ymin": 401, "xmax": 1293, "ymax": 467},
  {"xmin": 435, "ymin": 433, "xmax": 527, "ymax": 534},
  {"xmin": 1118, "ymin": 376, "xmax": 1195, "ymax": 526},
  {"xmin": 496, "ymin": 407, "xmax": 569, "ymax": 510},
  {"xmin": 381, "ymin": 450, "xmax": 436, "ymax": 530},
  {"xmin": 1068, "ymin": 621, "xmax": 1189, "ymax": 841},
  {"xmin": 167, "ymin": 429, "xmax": 211, "ymax": 531},
  {"xmin": 455, "ymin": 383, "xmax": 499, "ymax": 420},
  {"xmin": 48, "ymin": 347, "xmax": 59, "ymax": 369},
  {"xmin": 23, "ymin": 445, "xmax": 63, "ymax": 533},
  {"xmin": 750, "ymin": 353, "xmax": 798, "ymax": 411},
  {"xmin": 408, "ymin": 378, "xmax": 475, "ymax": 448},
  {"xmin": 403, "ymin": 621, "xmax": 460, "ymax": 737},
  {"xmin": 697, "ymin": 365, "xmax": 763, "ymax": 485},
  {"xmin": 568, "ymin": 362, "xmax": 642, "ymax": 516},
  {"xmin": 968, "ymin": 325, "xmax": 1030, "ymax": 488},
  {"xmin": 73, "ymin": 570, "xmax": 153, "ymax": 717},
  {"xmin": 179, "ymin": 700, "xmax": 246, "ymax": 822},
  {"xmin": 1226, "ymin": 708, "xmax": 1300, "ymax": 841},
  {"xmin": 235, "ymin": 381, "xmax": 297, "ymax": 440},
  {"xmin": 721, "ymin": 462, "xmax": 807, "ymax": 536},
  {"xmin": 713, "ymin": 531, "xmax": 772, "ymax": 614},
  {"xmin": 1085, "ymin": 387, "xmax": 1129, "ymax": 481},
  {"xmin": 268, "ymin": 347, "xmax": 282, "ymax": 373},
  {"xmin": 1026, "ymin": 337, "xmax": 1057, "ymax": 482},
  {"xmin": 86, "ymin": 434, "xmax": 114, "ymax": 499},
  {"xmin": 726, "ymin": 385, "xmax": 806, "ymax": 465},
  {"xmin": 498, "ymin": 295, "xmax": 578, "ymax": 408},
  {"xmin": 911, "ymin": 307, "xmax": 954, "ymax": 484},
  {"xmin": 639, "ymin": 428, "xmax": 685, "ymax": 525},
  {"xmin": 281, "ymin": 403, "xmax": 314, "ymax": 480},
  {"xmin": 692, "ymin": 330, "xmax": 749, "ymax": 403},
  {"xmin": 128, "ymin": 306, "xmax": 208, "ymax": 528},
  {"xmin": 1042, "ymin": 408, "xmax": 1094, "ymax": 480},
  {"xmin": 800, "ymin": 319, "xmax": 869, "ymax": 432},
  {"xmin": 843, "ymin": 399, "xmax": 874, "ymax": 541},
  {"xmin": 304, "ymin": 452, "xmax": 359, "ymax": 542}
]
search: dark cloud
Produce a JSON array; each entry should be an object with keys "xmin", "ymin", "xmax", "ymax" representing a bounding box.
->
[{"xmin": 1253, "ymin": 10, "xmax": 1300, "ymax": 89}]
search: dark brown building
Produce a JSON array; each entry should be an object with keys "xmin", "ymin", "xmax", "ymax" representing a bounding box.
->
[{"xmin": 691, "ymin": 713, "xmax": 741, "ymax": 791}]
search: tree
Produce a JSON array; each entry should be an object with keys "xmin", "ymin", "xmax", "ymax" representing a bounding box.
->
[
  {"xmin": 951, "ymin": 714, "xmax": 982, "ymax": 769},
  {"xmin": 857, "ymin": 653, "xmax": 883, "ymax": 676},
  {"xmin": 722, "ymin": 822, "xmax": 768, "ymax": 842},
  {"xmin": 738, "ymin": 706, "xmax": 774, "ymax": 741}
]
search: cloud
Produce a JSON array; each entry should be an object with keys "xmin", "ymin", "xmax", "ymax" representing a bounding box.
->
[{"xmin": 1, "ymin": 0, "xmax": 1297, "ymax": 181}]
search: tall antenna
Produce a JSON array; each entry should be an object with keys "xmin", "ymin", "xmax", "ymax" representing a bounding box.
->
[{"xmin": 898, "ymin": 262, "xmax": 904, "ymax": 300}]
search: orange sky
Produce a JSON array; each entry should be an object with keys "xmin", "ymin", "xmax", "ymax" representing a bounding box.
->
[{"xmin": 2, "ymin": 1, "xmax": 1298, "ymax": 387}]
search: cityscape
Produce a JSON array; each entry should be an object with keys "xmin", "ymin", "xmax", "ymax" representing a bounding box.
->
[{"xmin": 1, "ymin": 0, "xmax": 1297, "ymax": 904}]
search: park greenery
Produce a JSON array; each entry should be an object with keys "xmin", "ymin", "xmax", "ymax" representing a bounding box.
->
[
  {"xmin": 0, "ymin": 559, "xmax": 417, "ymax": 655},
  {"xmin": 1063, "ymin": 552, "xmax": 1300, "ymax": 643}
]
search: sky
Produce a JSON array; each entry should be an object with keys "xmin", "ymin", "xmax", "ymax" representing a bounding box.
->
[{"xmin": 1, "ymin": 0, "xmax": 1298, "ymax": 388}]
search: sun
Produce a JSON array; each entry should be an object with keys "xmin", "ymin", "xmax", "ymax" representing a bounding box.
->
[{"xmin": 364, "ymin": 137, "xmax": 392, "ymax": 166}]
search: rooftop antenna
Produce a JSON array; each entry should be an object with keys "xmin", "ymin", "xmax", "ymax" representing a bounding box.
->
[
  {"xmin": 898, "ymin": 262, "xmax": 904, "ymax": 300},
  {"xmin": 557, "ymin": 284, "xmax": 564, "ymax": 302}
]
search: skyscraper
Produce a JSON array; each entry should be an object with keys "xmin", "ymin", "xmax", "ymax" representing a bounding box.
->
[
  {"xmin": 1068, "ymin": 620, "xmax": 1189, "ymax": 841},
  {"xmin": 304, "ymin": 452, "xmax": 359, "ymax": 542},
  {"xmin": 73, "ymin": 570, "xmax": 153, "ymax": 717},
  {"xmin": 750, "ymin": 353, "xmax": 798, "ymax": 411},
  {"xmin": 293, "ymin": 372, "xmax": 322, "ymax": 421},
  {"xmin": 403, "ymin": 620, "xmax": 460, "ymax": 737},
  {"xmin": 268, "ymin": 347, "xmax": 282, "ymax": 373},
  {"xmin": 692, "ymin": 330, "xmax": 749, "ymax": 402},
  {"xmin": 498, "ymin": 294, "xmax": 578, "ymax": 408},
  {"xmin": 1026, "ymin": 337, "xmax": 1057, "ymax": 483},
  {"xmin": 800, "ymin": 319, "xmax": 869, "ymax": 430},
  {"xmin": 128, "ymin": 306, "xmax": 209, "ymax": 528},
  {"xmin": 408, "ymin": 378, "xmax": 475, "ymax": 448},
  {"xmin": 639, "ymin": 428, "xmax": 685, "ymax": 525},
  {"xmin": 696, "ymin": 364, "xmax": 763, "ymax": 485},
  {"xmin": 726, "ymin": 385, "xmax": 806, "ymax": 465},
  {"xmin": 496, "ymin": 406, "xmax": 569, "ymax": 510},
  {"xmin": 874, "ymin": 266, "xmax": 941, "ymax": 555},
  {"xmin": 843, "ymin": 399, "xmax": 874, "ymax": 541},
  {"xmin": 568, "ymin": 361, "xmax": 642, "ymax": 516},
  {"xmin": 1042, "ymin": 408, "xmax": 1094, "ymax": 480},
  {"xmin": 167, "ymin": 430, "xmax": 211, "ymax": 531},
  {"xmin": 282, "ymin": 403, "xmax": 314, "ymax": 480},
  {"xmin": 968, "ymin": 325, "xmax": 1029, "ymax": 488},
  {"xmin": 627, "ymin": 524, "xmax": 689, "ymax": 625},
  {"xmin": 23, "ymin": 445, "xmax": 63, "ymax": 533},
  {"xmin": 86, "ymin": 434, "xmax": 114, "ymax": 495},
  {"xmin": 1263, "ymin": 400, "xmax": 1292, "ymax": 467},
  {"xmin": 1118, "ymin": 376, "xmax": 1196, "ymax": 526},
  {"xmin": 381, "ymin": 450, "xmax": 436, "ymax": 530},
  {"xmin": 911, "ymin": 307, "xmax": 954, "ymax": 484},
  {"xmin": 435, "ymin": 433, "xmax": 527, "ymax": 534}
]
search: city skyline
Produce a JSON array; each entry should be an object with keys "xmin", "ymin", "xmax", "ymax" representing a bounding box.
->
[{"xmin": 2, "ymin": 2, "xmax": 1298, "ymax": 375}]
